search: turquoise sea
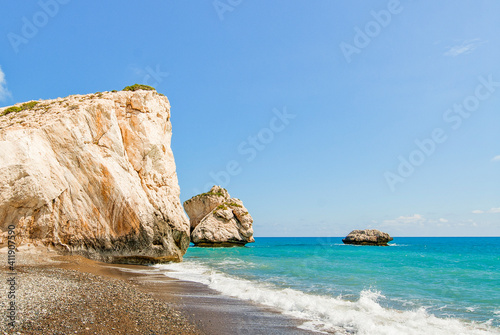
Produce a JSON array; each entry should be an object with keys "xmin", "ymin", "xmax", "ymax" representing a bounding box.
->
[{"xmin": 157, "ymin": 237, "xmax": 500, "ymax": 334}]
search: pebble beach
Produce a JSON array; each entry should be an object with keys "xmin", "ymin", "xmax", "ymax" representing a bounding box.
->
[{"xmin": 0, "ymin": 247, "xmax": 201, "ymax": 335}]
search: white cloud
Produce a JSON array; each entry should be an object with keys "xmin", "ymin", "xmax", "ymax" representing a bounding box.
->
[
  {"xmin": 381, "ymin": 215, "xmax": 455, "ymax": 228},
  {"xmin": 0, "ymin": 66, "xmax": 11, "ymax": 101},
  {"xmin": 381, "ymin": 214, "xmax": 426, "ymax": 227},
  {"xmin": 472, "ymin": 207, "xmax": 500, "ymax": 214},
  {"xmin": 376, "ymin": 214, "xmax": 486, "ymax": 234},
  {"xmin": 444, "ymin": 39, "xmax": 486, "ymax": 57},
  {"xmin": 492, "ymin": 155, "xmax": 500, "ymax": 162}
]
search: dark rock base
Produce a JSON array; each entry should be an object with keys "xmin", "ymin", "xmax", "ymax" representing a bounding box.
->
[
  {"xmin": 342, "ymin": 239, "xmax": 390, "ymax": 246},
  {"xmin": 193, "ymin": 241, "xmax": 248, "ymax": 247}
]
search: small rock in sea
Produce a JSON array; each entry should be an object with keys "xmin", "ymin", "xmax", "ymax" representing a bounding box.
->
[{"xmin": 342, "ymin": 229, "xmax": 393, "ymax": 246}]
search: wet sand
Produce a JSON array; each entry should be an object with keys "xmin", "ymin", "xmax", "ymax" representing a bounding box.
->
[{"xmin": 1, "ymin": 247, "xmax": 315, "ymax": 334}]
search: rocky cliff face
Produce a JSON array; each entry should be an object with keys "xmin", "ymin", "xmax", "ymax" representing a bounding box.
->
[
  {"xmin": 184, "ymin": 186, "xmax": 254, "ymax": 246},
  {"xmin": 183, "ymin": 186, "xmax": 230, "ymax": 232},
  {"xmin": 0, "ymin": 90, "xmax": 190, "ymax": 263}
]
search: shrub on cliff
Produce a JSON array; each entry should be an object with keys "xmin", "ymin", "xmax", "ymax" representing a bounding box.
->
[
  {"xmin": 1, "ymin": 101, "xmax": 39, "ymax": 116},
  {"xmin": 122, "ymin": 84, "xmax": 156, "ymax": 92}
]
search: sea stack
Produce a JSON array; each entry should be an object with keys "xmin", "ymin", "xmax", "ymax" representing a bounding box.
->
[
  {"xmin": 183, "ymin": 186, "xmax": 254, "ymax": 246},
  {"xmin": 0, "ymin": 89, "xmax": 190, "ymax": 263},
  {"xmin": 342, "ymin": 229, "xmax": 393, "ymax": 246}
]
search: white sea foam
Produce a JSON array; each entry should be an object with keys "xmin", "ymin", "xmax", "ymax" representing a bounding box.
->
[
  {"xmin": 106, "ymin": 267, "xmax": 161, "ymax": 274},
  {"xmin": 218, "ymin": 258, "xmax": 256, "ymax": 268},
  {"xmin": 155, "ymin": 261, "xmax": 500, "ymax": 335}
]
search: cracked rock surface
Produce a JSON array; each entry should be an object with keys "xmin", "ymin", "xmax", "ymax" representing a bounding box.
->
[
  {"xmin": 342, "ymin": 229, "xmax": 393, "ymax": 246},
  {"xmin": 0, "ymin": 90, "xmax": 190, "ymax": 263},
  {"xmin": 184, "ymin": 186, "xmax": 254, "ymax": 246}
]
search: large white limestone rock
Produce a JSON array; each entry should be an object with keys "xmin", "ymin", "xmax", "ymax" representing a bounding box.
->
[{"xmin": 0, "ymin": 90, "xmax": 190, "ymax": 263}]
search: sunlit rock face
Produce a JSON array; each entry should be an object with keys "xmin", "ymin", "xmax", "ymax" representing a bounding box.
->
[
  {"xmin": 184, "ymin": 186, "xmax": 254, "ymax": 247},
  {"xmin": 0, "ymin": 90, "xmax": 190, "ymax": 263}
]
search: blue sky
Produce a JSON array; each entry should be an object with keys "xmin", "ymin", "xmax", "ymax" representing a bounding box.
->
[{"xmin": 1, "ymin": 1, "xmax": 499, "ymax": 236}]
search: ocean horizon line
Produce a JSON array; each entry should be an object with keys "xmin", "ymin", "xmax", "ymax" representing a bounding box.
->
[{"xmin": 249, "ymin": 235, "xmax": 500, "ymax": 238}]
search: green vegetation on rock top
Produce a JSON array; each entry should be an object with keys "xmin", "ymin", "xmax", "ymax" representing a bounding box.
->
[
  {"xmin": 216, "ymin": 204, "xmax": 228, "ymax": 210},
  {"xmin": 215, "ymin": 202, "xmax": 243, "ymax": 211},
  {"xmin": 122, "ymin": 84, "xmax": 156, "ymax": 92},
  {"xmin": 1, "ymin": 101, "xmax": 39, "ymax": 117},
  {"xmin": 225, "ymin": 202, "xmax": 242, "ymax": 208},
  {"xmin": 184, "ymin": 188, "xmax": 228, "ymax": 204}
]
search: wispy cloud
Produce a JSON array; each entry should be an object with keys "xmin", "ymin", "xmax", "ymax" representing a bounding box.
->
[
  {"xmin": 472, "ymin": 207, "xmax": 500, "ymax": 214},
  {"xmin": 381, "ymin": 214, "xmax": 426, "ymax": 227},
  {"xmin": 492, "ymin": 155, "xmax": 500, "ymax": 162},
  {"xmin": 378, "ymin": 214, "xmax": 483, "ymax": 234},
  {"xmin": 444, "ymin": 39, "xmax": 486, "ymax": 57},
  {"xmin": 0, "ymin": 66, "xmax": 11, "ymax": 101}
]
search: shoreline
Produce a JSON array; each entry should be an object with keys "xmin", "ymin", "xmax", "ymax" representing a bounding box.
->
[
  {"xmin": 0, "ymin": 246, "xmax": 315, "ymax": 335},
  {"xmin": 59, "ymin": 255, "xmax": 316, "ymax": 334},
  {"xmin": 97, "ymin": 266, "xmax": 316, "ymax": 335}
]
